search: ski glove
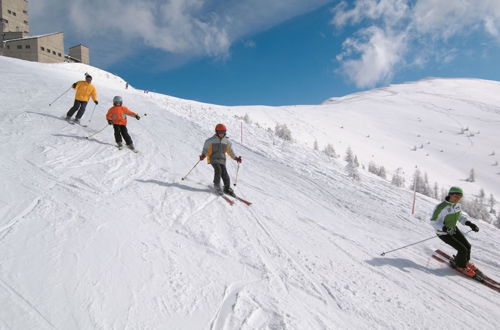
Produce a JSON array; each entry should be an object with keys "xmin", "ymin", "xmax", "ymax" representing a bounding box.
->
[
  {"xmin": 72, "ymin": 82, "xmax": 77, "ymax": 88},
  {"xmin": 235, "ymin": 156, "xmax": 242, "ymax": 163},
  {"xmin": 442, "ymin": 226, "xmax": 456, "ymax": 235},
  {"xmin": 465, "ymin": 221, "xmax": 479, "ymax": 232},
  {"xmin": 135, "ymin": 115, "xmax": 140, "ymax": 120},
  {"xmin": 94, "ymin": 101, "xmax": 98, "ymax": 105},
  {"xmin": 199, "ymin": 154, "xmax": 206, "ymax": 161},
  {"xmin": 107, "ymin": 120, "xmax": 113, "ymax": 125}
]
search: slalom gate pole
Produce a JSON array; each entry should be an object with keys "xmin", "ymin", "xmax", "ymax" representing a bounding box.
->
[
  {"xmin": 87, "ymin": 103, "xmax": 98, "ymax": 123},
  {"xmin": 380, "ymin": 229, "xmax": 474, "ymax": 256},
  {"xmin": 181, "ymin": 160, "xmax": 200, "ymax": 181},
  {"xmin": 234, "ymin": 163, "xmax": 240, "ymax": 186},
  {"xmin": 49, "ymin": 87, "xmax": 72, "ymax": 106},
  {"xmin": 85, "ymin": 125, "xmax": 109, "ymax": 139}
]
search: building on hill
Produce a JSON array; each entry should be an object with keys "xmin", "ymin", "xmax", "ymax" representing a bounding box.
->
[{"xmin": 0, "ymin": 0, "xmax": 90, "ymax": 64}]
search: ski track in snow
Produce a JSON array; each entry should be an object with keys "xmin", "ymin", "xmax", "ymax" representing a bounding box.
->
[{"xmin": 1, "ymin": 57, "xmax": 500, "ymax": 329}]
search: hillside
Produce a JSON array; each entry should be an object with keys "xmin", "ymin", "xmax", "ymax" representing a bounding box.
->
[{"xmin": 0, "ymin": 56, "xmax": 499, "ymax": 329}]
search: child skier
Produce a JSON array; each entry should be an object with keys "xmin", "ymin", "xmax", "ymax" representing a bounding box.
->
[
  {"xmin": 105, "ymin": 96, "xmax": 140, "ymax": 150},
  {"xmin": 66, "ymin": 73, "xmax": 98, "ymax": 124},
  {"xmin": 430, "ymin": 186, "xmax": 479, "ymax": 276},
  {"xmin": 200, "ymin": 123, "xmax": 242, "ymax": 196}
]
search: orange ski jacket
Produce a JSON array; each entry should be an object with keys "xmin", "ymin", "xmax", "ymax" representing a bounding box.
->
[{"xmin": 106, "ymin": 106, "xmax": 137, "ymax": 125}]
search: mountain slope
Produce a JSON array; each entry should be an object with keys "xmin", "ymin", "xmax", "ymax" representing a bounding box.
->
[{"xmin": 0, "ymin": 57, "xmax": 499, "ymax": 329}]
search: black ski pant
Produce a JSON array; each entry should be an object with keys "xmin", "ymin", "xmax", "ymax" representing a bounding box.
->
[
  {"xmin": 211, "ymin": 163, "xmax": 230, "ymax": 187},
  {"xmin": 113, "ymin": 124, "xmax": 133, "ymax": 146},
  {"xmin": 66, "ymin": 100, "xmax": 88, "ymax": 120},
  {"xmin": 438, "ymin": 228, "xmax": 471, "ymax": 268}
]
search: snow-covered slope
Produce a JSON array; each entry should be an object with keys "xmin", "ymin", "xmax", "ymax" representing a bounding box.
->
[{"xmin": 0, "ymin": 56, "xmax": 499, "ymax": 330}]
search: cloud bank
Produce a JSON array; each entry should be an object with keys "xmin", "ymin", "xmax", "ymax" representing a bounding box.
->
[
  {"xmin": 332, "ymin": 0, "xmax": 500, "ymax": 88},
  {"xmin": 29, "ymin": 0, "xmax": 332, "ymax": 66}
]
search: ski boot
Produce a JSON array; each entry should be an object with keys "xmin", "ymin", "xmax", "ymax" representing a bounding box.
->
[
  {"xmin": 127, "ymin": 144, "xmax": 135, "ymax": 150},
  {"xmin": 73, "ymin": 118, "xmax": 80, "ymax": 125},
  {"xmin": 214, "ymin": 183, "xmax": 223, "ymax": 195},
  {"xmin": 224, "ymin": 186, "xmax": 236, "ymax": 197},
  {"xmin": 117, "ymin": 142, "xmax": 123, "ymax": 150}
]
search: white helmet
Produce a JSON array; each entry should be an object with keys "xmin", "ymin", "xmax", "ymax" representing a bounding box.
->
[{"xmin": 113, "ymin": 96, "xmax": 123, "ymax": 105}]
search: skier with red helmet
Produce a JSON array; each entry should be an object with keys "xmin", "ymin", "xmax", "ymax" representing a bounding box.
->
[{"xmin": 200, "ymin": 123, "xmax": 242, "ymax": 196}]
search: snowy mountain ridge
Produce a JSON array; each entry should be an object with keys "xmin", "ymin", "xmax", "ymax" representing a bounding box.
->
[{"xmin": 1, "ymin": 56, "xmax": 499, "ymax": 329}]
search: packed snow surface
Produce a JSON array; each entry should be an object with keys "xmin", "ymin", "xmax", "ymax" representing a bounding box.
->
[{"xmin": 0, "ymin": 57, "xmax": 499, "ymax": 329}]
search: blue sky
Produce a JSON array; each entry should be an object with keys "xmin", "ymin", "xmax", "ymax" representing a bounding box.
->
[{"xmin": 30, "ymin": 0, "xmax": 500, "ymax": 106}]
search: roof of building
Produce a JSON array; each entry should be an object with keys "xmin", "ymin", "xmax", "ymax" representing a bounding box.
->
[
  {"xmin": 69, "ymin": 44, "xmax": 89, "ymax": 49},
  {"xmin": 3, "ymin": 32, "xmax": 63, "ymax": 43}
]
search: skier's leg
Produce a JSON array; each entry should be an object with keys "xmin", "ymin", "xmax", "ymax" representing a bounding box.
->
[
  {"xmin": 220, "ymin": 164, "xmax": 231, "ymax": 188},
  {"xmin": 75, "ymin": 101, "xmax": 88, "ymax": 120},
  {"xmin": 453, "ymin": 228, "xmax": 472, "ymax": 263},
  {"xmin": 438, "ymin": 234, "xmax": 469, "ymax": 268},
  {"xmin": 66, "ymin": 100, "xmax": 81, "ymax": 118},
  {"xmin": 120, "ymin": 125, "xmax": 134, "ymax": 146},
  {"xmin": 113, "ymin": 125, "xmax": 123, "ymax": 144},
  {"xmin": 211, "ymin": 163, "xmax": 222, "ymax": 187}
]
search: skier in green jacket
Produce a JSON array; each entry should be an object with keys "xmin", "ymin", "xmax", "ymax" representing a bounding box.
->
[{"xmin": 430, "ymin": 187, "xmax": 479, "ymax": 277}]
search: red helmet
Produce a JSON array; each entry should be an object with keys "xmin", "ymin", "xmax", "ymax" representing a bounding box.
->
[{"xmin": 215, "ymin": 123, "xmax": 227, "ymax": 132}]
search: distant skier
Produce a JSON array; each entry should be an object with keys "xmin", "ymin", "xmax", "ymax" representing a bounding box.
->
[
  {"xmin": 430, "ymin": 186, "xmax": 480, "ymax": 276},
  {"xmin": 105, "ymin": 96, "xmax": 140, "ymax": 151},
  {"xmin": 200, "ymin": 123, "xmax": 242, "ymax": 196},
  {"xmin": 66, "ymin": 73, "xmax": 98, "ymax": 124}
]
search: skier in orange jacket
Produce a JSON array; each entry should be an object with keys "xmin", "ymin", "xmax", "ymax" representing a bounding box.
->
[{"xmin": 105, "ymin": 96, "xmax": 140, "ymax": 150}]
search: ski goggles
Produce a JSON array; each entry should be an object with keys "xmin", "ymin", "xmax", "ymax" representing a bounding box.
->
[{"xmin": 216, "ymin": 130, "xmax": 226, "ymax": 135}]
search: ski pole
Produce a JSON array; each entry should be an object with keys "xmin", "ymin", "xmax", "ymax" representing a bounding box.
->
[
  {"xmin": 181, "ymin": 160, "xmax": 200, "ymax": 181},
  {"xmin": 380, "ymin": 229, "xmax": 474, "ymax": 256},
  {"xmin": 380, "ymin": 235, "xmax": 438, "ymax": 256},
  {"xmin": 87, "ymin": 103, "xmax": 98, "ymax": 123},
  {"xmin": 85, "ymin": 124, "xmax": 109, "ymax": 139},
  {"xmin": 49, "ymin": 87, "xmax": 72, "ymax": 106},
  {"xmin": 234, "ymin": 162, "xmax": 240, "ymax": 186}
]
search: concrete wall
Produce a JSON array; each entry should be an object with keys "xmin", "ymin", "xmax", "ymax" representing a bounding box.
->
[
  {"xmin": 4, "ymin": 33, "xmax": 65, "ymax": 63},
  {"xmin": 2, "ymin": 36, "xmax": 37, "ymax": 61},
  {"xmin": 0, "ymin": 0, "xmax": 29, "ymax": 33},
  {"xmin": 69, "ymin": 45, "xmax": 90, "ymax": 65}
]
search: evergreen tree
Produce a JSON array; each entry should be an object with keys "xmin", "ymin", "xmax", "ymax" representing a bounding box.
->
[
  {"xmin": 378, "ymin": 166, "xmax": 387, "ymax": 179},
  {"xmin": 391, "ymin": 168, "xmax": 405, "ymax": 187},
  {"xmin": 489, "ymin": 194, "xmax": 496, "ymax": 213},
  {"xmin": 324, "ymin": 144, "xmax": 337, "ymax": 158},
  {"xmin": 345, "ymin": 147, "xmax": 354, "ymax": 163},
  {"xmin": 478, "ymin": 188, "xmax": 486, "ymax": 204},
  {"xmin": 433, "ymin": 182, "xmax": 439, "ymax": 199},
  {"xmin": 353, "ymin": 156, "xmax": 360, "ymax": 168},
  {"xmin": 467, "ymin": 168, "xmax": 475, "ymax": 182}
]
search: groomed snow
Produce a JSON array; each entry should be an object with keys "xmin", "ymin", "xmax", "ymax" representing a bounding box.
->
[{"xmin": 0, "ymin": 56, "xmax": 499, "ymax": 329}]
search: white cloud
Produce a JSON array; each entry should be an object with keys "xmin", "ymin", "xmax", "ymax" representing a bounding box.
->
[
  {"xmin": 332, "ymin": 0, "xmax": 500, "ymax": 88},
  {"xmin": 28, "ymin": 0, "xmax": 332, "ymax": 66},
  {"xmin": 337, "ymin": 26, "xmax": 407, "ymax": 87}
]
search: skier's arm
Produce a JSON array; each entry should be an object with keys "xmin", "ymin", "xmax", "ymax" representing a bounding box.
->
[
  {"xmin": 226, "ymin": 140, "xmax": 236, "ymax": 159},
  {"xmin": 91, "ymin": 86, "xmax": 98, "ymax": 103},
  {"xmin": 201, "ymin": 139, "xmax": 211, "ymax": 157},
  {"xmin": 430, "ymin": 203, "xmax": 447, "ymax": 234},
  {"xmin": 123, "ymin": 107, "xmax": 137, "ymax": 117}
]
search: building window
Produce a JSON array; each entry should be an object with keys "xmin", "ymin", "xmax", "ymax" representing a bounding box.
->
[
  {"xmin": 6, "ymin": 45, "xmax": 10, "ymax": 49},
  {"xmin": 13, "ymin": 12, "xmax": 17, "ymax": 16},
  {"xmin": 17, "ymin": 45, "xmax": 22, "ymax": 49},
  {"xmin": 41, "ymin": 46, "xmax": 45, "ymax": 51},
  {"xmin": 25, "ymin": 45, "xmax": 30, "ymax": 49},
  {"xmin": 24, "ymin": 20, "xmax": 28, "ymax": 24},
  {"xmin": 58, "ymin": 53, "xmax": 62, "ymax": 57},
  {"xmin": 52, "ymin": 51, "xmax": 56, "ymax": 55},
  {"xmin": 47, "ymin": 49, "xmax": 51, "ymax": 53},
  {"xmin": 23, "ymin": 10, "xmax": 28, "ymax": 14},
  {"xmin": 8, "ymin": 10, "xmax": 12, "ymax": 14}
]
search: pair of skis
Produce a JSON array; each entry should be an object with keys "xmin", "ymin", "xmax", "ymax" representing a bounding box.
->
[
  {"xmin": 116, "ymin": 145, "xmax": 139, "ymax": 153},
  {"xmin": 212, "ymin": 187, "xmax": 252, "ymax": 206},
  {"xmin": 432, "ymin": 249, "xmax": 500, "ymax": 293}
]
